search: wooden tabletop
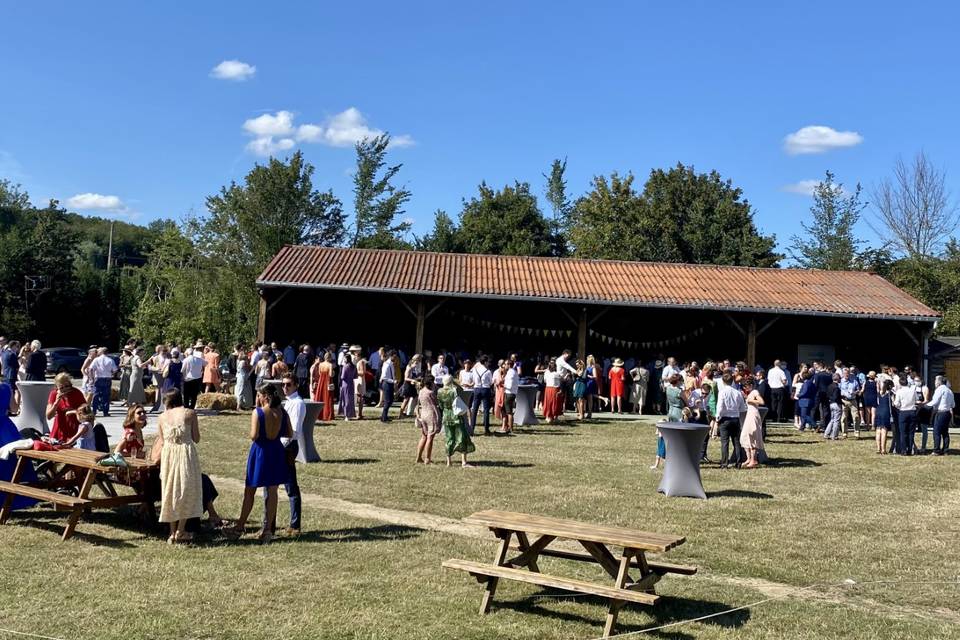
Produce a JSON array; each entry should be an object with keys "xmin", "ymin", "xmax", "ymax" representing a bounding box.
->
[
  {"xmin": 463, "ymin": 510, "xmax": 685, "ymax": 553},
  {"xmin": 15, "ymin": 448, "xmax": 157, "ymax": 472}
]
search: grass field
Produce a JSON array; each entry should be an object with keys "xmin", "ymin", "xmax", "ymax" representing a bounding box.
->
[{"xmin": 1, "ymin": 411, "xmax": 958, "ymax": 640}]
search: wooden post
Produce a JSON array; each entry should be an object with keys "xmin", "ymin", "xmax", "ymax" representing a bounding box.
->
[
  {"xmin": 921, "ymin": 324, "xmax": 931, "ymax": 383},
  {"xmin": 578, "ymin": 307, "xmax": 588, "ymax": 360},
  {"xmin": 257, "ymin": 291, "xmax": 267, "ymax": 343},
  {"xmin": 415, "ymin": 299, "xmax": 426, "ymax": 356},
  {"xmin": 746, "ymin": 317, "xmax": 757, "ymax": 370}
]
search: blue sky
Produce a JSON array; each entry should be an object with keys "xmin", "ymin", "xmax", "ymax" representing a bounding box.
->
[{"xmin": 2, "ymin": 1, "xmax": 958, "ymax": 257}]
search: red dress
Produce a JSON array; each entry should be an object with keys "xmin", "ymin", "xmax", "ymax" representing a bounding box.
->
[
  {"xmin": 608, "ymin": 367, "xmax": 626, "ymax": 398},
  {"xmin": 312, "ymin": 363, "xmax": 335, "ymax": 421},
  {"xmin": 47, "ymin": 387, "xmax": 86, "ymax": 442}
]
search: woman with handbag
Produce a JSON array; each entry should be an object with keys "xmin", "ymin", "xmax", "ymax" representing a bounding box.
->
[
  {"xmin": 400, "ymin": 355, "xmax": 423, "ymax": 417},
  {"xmin": 437, "ymin": 375, "xmax": 475, "ymax": 467}
]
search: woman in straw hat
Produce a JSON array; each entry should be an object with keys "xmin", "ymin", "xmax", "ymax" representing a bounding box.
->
[{"xmin": 608, "ymin": 357, "xmax": 626, "ymax": 414}]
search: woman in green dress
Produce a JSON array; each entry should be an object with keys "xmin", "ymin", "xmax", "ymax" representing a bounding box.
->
[
  {"xmin": 437, "ymin": 375, "xmax": 475, "ymax": 467},
  {"xmin": 665, "ymin": 373, "xmax": 685, "ymax": 422}
]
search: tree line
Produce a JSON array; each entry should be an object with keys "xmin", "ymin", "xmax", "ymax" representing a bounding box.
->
[{"xmin": 1, "ymin": 139, "xmax": 957, "ymax": 347}]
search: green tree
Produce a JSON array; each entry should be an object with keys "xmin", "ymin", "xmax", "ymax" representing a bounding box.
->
[
  {"xmin": 351, "ymin": 134, "xmax": 412, "ymax": 249},
  {"xmin": 0, "ymin": 179, "xmax": 30, "ymax": 210},
  {"xmin": 570, "ymin": 164, "xmax": 780, "ymax": 266},
  {"xmin": 458, "ymin": 182, "xmax": 562, "ymax": 256},
  {"xmin": 568, "ymin": 172, "xmax": 647, "ymax": 259},
  {"xmin": 203, "ymin": 151, "xmax": 345, "ymax": 270},
  {"xmin": 789, "ymin": 171, "xmax": 866, "ymax": 270},
  {"xmin": 543, "ymin": 158, "xmax": 572, "ymax": 252},
  {"xmin": 415, "ymin": 209, "xmax": 462, "ymax": 253}
]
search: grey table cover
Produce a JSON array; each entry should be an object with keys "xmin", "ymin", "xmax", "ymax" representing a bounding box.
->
[
  {"xmin": 14, "ymin": 380, "xmax": 55, "ymax": 434},
  {"xmin": 514, "ymin": 385, "xmax": 539, "ymax": 426},
  {"xmin": 656, "ymin": 421, "xmax": 710, "ymax": 499},
  {"xmin": 298, "ymin": 400, "xmax": 323, "ymax": 463}
]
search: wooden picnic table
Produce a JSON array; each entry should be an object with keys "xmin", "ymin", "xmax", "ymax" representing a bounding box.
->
[
  {"xmin": 0, "ymin": 448, "xmax": 157, "ymax": 541},
  {"xmin": 443, "ymin": 510, "xmax": 696, "ymax": 637}
]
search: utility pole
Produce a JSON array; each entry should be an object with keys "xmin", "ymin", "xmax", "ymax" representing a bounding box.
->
[{"xmin": 106, "ymin": 220, "xmax": 114, "ymax": 272}]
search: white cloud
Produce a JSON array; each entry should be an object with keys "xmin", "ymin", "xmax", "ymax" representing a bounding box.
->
[
  {"xmin": 65, "ymin": 192, "xmax": 127, "ymax": 211},
  {"xmin": 243, "ymin": 110, "xmax": 295, "ymax": 137},
  {"xmin": 242, "ymin": 107, "xmax": 414, "ymax": 156},
  {"xmin": 781, "ymin": 179, "xmax": 847, "ymax": 197},
  {"xmin": 210, "ymin": 59, "xmax": 256, "ymax": 81},
  {"xmin": 245, "ymin": 136, "xmax": 296, "ymax": 156},
  {"xmin": 781, "ymin": 180, "xmax": 821, "ymax": 196},
  {"xmin": 783, "ymin": 125, "xmax": 863, "ymax": 155}
]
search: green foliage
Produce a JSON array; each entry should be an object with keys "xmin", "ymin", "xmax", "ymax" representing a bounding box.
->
[
  {"xmin": 202, "ymin": 151, "xmax": 345, "ymax": 270},
  {"xmin": 569, "ymin": 164, "xmax": 780, "ymax": 266},
  {"xmin": 458, "ymin": 182, "xmax": 563, "ymax": 256},
  {"xmin": 351, "ymin": 134, "xmax": 412, "ymax": 249},
  {"xmin": 414, "ymin": 210, "xmax": 462, "ymax": 253},
  {"xmin": 789, "ymin": 171, "xmax": 866, "ymax": 270}
]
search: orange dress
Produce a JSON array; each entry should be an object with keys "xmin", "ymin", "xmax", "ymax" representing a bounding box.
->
[
  {"xmin": 608, "ymin": 367, "xmax": 625, "ymax": 398},
  {"xmin": 203, "ymin": 352, "xmax": 221, "ymax": 387},
  {"xmin": 313, "ymin": 362, "xmax": 335, "ymax": 421}
]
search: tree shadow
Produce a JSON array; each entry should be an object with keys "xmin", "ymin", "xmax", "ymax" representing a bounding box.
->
[
  {"xmin": 764, "ymin": 457, "xmax": 822, "ymax": 468},
  {"xmin": 768, "ymin": 439, "xmax": 818, "ymax": 445},
  {"xmin": 496, "ymin": 593, "xmax": 749, "ymax": 638},
  {"xmin": 707, "ymin": 489, "xmax": 774, "ymax": 499},
  {"xmin": 320, "ymin": 458, "xmax": 380, "ymax": 465},
  {"xmin": 470, "ymin": 460, "xmax": 535, "ymax": 468}
]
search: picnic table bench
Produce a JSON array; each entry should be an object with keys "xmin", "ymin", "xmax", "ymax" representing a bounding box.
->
[
  {"xmin": 0, "ymin": 448, "xmax": 157, "ymax": 541},
  {"xmin": 443, "ymin": 510, "xmax": 696, "ymax": 637}
]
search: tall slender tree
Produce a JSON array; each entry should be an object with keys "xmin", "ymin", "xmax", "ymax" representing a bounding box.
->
[
  {"xmin": 789, "ymin": 171, "xmax": 866, "ymax": 270},
  {"xmin": 351, "ymin": 134, "xmax": 412, "ymax": 249}
]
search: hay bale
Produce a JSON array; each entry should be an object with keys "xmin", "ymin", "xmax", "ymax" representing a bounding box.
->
[{"xmin": 196, "ymin": 392, "xmax": 237, "ymax": 411}]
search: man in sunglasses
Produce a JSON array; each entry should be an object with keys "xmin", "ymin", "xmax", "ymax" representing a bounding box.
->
[{"xmin": 270, "ymin": 373, "xmax": 304, "ymax": 536}]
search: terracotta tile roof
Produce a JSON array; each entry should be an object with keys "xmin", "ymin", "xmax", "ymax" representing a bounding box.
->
[{"xmin": 257, "ymin": 246, "xmax": 940, "ymax": 322}]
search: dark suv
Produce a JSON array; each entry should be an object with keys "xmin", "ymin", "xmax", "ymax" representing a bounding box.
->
[{"xmin": 43, "ymin": 347, "xmax": 89, "ymax": 376}]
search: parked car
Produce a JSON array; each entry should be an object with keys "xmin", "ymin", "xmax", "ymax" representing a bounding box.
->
[{"xmin": 42, "ymin": 347, "xmax": 88, "ymax": 377}]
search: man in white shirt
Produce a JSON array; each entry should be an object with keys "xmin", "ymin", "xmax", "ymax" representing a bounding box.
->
[
  {"xmin": 470, "ymin": 355, "xmax": 494, "ymax": 435},
  {"xmin": 431, "ymin": 354, "xmax": 449, "ymax": 380},
  {"xmin": 767, "ymin": 360, "xmax": 788, "ymax": 423},
  {"xmin": 927, "ymin": 375, "xmax": 955, "ymax": 455},
  {"xmin": 273, "ymin": 373, "xmax": 304, "ymax": 535},
  {"xmin": 90, "ymin": 347, "xmax": 118, "ymax": 417},
  {"xmin": 379, "ymin": 349, "xmax": 398, "ymax": 422},
  {"xmin": 715, "ymin": 372, "xmax": 746, "ymax": 468},
  {"xmin": 500, "ymin": 363, "xmax": 519, "ymax": 434},
  {"xmin": 181, "ymin": 344, "xmax": 206, "ymax": 410},
  {"xmin": 892, "ymin": 377, "xmax": 918, "ymax": 456}
]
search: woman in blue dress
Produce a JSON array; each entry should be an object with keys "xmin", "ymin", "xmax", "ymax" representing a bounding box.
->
[
  {"xmin": 584, "ymin": 355, "xmax": 600, "ymax": 417},
  {"xmin": 0, "ymin": 383, "xmax": 38, "ymax": 509},
  {"xmin": 163, "ymin": 350, "xmax": 183, "ymax": 395},
  {"xmin": 874, "ymin": 379, "xmax": 893, "ymax": 455},
  {"xmin": 230, "ymin": 383, "xmax": 291, "ymax": 543},
  {"xmin": 862, "ymin": 371, "xmax": 879, "ymax": 428}
]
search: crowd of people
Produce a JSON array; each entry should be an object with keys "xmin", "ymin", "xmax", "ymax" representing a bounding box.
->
[{"xmin": 2, "ymin": 330, "xmax": 956, "ymax": 543}]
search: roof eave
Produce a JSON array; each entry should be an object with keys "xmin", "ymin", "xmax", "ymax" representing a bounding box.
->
[{"xmin": 255, "ymin": 280, "xmax": 941, "ymax": 324}]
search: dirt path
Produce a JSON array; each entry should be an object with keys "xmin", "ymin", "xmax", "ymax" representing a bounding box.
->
[{"xmin": 208, "ymin": 474, "xmax": 960, "ymax": 625}]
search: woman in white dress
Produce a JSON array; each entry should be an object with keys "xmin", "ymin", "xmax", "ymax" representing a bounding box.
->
[
  {"xmin": 235, "ymin": 356, "xmax": 254, "ymax": 410},
  {"xmin": 157, "ymin": 389, "xmax": 203, "ymax": 544},
  {"xmin": 127, "ymin": 348, "xmax": 147, "ymax": 405}
]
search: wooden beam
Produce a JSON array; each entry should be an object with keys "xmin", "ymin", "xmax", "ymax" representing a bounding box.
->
[
  {"xmin": 257, "ymin": 293, "xmax": 267, "ymax": 343},
  {"xmin": 578, "ymin": 307, "xmax": 588, "ymax": 361},
  {"xmin": 756, "ymin": 316, "xmax": 779, "ymax": 338},
  {"xmin": 897, "ymin": 321, "xmax": 920, "ymax": 347},
  {"xmin": 425, "ymin": 299, "xmax": 446, "ymax": 319},
  {"xmin": 266, "ymin": 288, "xmax": 291, "ymax": 313},
  {"xmin": 395, "ymin": 295, "xmax": 417, "ymax": 318},
  {"xmin": 557, "ymin": 306, "xmax": 578, "ymax": 327},
  {"xmin": 415, "ymin": 299, "xmax": 426, "ymax": 356},
  {"xmin": 723, "ymin": 312, "xmax": 746, "ymax": 337},
  {"xmin": 746, "ymin": 317, "xmax": 757, "ymax": 370}
]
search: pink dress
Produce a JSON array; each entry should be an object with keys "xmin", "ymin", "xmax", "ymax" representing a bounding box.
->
[{"xmin": 739, "ymin": 390, "xmax": 764, "ymax": 449}]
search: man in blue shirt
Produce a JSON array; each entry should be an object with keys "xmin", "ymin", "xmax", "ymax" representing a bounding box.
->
[
  {"xmin": 839, "ymin": 368, "xmax": 861, "ymax": 437},
  {"xmin": 283, "ymin": 341, "xmax": 296, "ymax": 367},
  {"xmin": 1, "ymin": 340, "xmax": 19, "ymax": 388}
]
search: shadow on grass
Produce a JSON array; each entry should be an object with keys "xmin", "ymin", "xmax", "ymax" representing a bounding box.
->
[
  {"xmin": 767, "ymin": 438, "xmax": 819, "ymax": 445},
  {"xmin": 470, "ymin": 460, "xmax": 535, "ymax": 469},
  {"xmin": 496, "ymin": 593, "xmax": 748, "ymax": 639},
  {"xmin": 707, "ymin": 489, "xmax": 774, "ymax": 499},
  {"xmin": 5, "ymin": 511, "xmax": 141, "ymax": 547},
  {"xmin": 764, "ymin": 457, "xmax": 822, "ymax": 468},
  {"xmin": 518, "ymin": 428, "xmax": 578, "ymax": 437},
  {"xmin": 226, "ymin": 523, "xmax": 422, "ymax": 546},
  {"xmin": 320, "ymin": 458, "xmax": 380, "ymax": 465}
]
